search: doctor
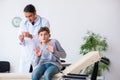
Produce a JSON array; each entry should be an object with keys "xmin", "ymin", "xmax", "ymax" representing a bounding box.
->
[{"xmin": 18, "ymin": 4, "xmax": 50, "ymax": 73}]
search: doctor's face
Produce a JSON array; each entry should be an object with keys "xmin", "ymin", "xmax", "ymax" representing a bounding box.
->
[
  {"xmin": 24, "ymin": 12, "xmax": 36, "ymax": 23},
  {"xmin": 38, "ymin": 31, "xmax": 50, "ymax": 44}
]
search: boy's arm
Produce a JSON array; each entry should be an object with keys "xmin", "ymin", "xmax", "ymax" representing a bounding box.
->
[
  {"xmin": 53, "ymin": 40, "xmax": 66, "ymax": 58},
  {"xmin": 32, "ymin": 46, "xmax": 42, "ymax": 67},
  {"xmin": 32, "ymin": 56, "xmax": 40, "ymax": 68}
]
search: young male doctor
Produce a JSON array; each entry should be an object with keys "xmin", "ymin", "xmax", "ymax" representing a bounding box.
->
[{"xmin": 18, "ymin": 4, "xmax": 50, "ymax": 73}]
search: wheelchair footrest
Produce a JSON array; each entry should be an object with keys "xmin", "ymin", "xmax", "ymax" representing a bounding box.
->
[{"xmin": 61, "ymin": 73, "xmax": 89, "ymax": 80}]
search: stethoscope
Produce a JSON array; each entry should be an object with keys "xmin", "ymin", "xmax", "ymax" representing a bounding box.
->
[{"xmin": 24, "ymin": 16, "xmax": 42, "ymax": 32}]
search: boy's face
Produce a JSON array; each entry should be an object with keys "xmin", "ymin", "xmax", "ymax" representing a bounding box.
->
[
  {"xmin": 24, "ymin": 12, "xmax": 36, "ymax": 23},
  {"xmin": 38, "ymin": 31, "xmax": 50, "ymax": 43}
]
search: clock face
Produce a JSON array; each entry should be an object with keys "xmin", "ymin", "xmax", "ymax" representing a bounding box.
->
[{"xmin": 12, "ymin": 17, "xmax": 22, "ymax": 28}]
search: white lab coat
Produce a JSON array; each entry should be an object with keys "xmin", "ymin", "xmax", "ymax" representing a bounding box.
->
[{"xmin": 18, "ymin": 15, "xmax": 50, "ymax": 73}]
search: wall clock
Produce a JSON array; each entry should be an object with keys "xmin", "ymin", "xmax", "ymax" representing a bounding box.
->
[{"xmin": 12, "ymin": 17, "xmax": 22, "ymax": 28}]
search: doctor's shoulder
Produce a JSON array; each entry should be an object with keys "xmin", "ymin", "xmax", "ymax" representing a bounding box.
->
[
  {"xmin": 40, "ymin": 17, "xmax": 50, "ymax": 27},
  {"xmin": 41, "ymin": 17, "xmax": 49, "ymax": 21},
  {"xmin": 20, "ymin": 19, "xmax": 29, "ymax": 27}
]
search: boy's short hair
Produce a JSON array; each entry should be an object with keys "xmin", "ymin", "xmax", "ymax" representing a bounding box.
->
[{"xmin": 38, "ymin": 27, "xmax": 50, "ymax": 35}]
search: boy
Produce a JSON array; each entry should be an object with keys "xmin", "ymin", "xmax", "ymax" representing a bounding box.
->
[{"xmin": 32, "ymin": 27, "xmax": 66, "ymax": 80}]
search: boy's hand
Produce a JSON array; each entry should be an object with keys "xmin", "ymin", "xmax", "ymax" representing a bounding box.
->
[
  {"xmin": 34, "ymin": 46, "xmax": 42, "ymax": 57},
  {"xmin": 47, "ymin": 42, "xmax": 54, "ymax": 53}
]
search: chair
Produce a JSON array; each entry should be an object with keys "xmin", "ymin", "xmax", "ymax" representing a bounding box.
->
[
  {"xmin": 0, "ymin": 61, "xmax": 10, "ymax": 73},
  {"xmin": 60, "ymin": 60, "xmax": 67, "ymax": 71}
]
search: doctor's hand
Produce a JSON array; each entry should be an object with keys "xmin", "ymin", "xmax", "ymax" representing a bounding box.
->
[
  {"xmin": 22, "ymin": 32, "xmax": 33, "ymax": 39},
  {"xmin": 19, "ymin": 35, "xmax": 24, "ymax": 42},
  {"xmin": 47, "ymin": 42, "xmax": 55, "ymax": 53},
  {"xmin": 34, "ymin": 46, "xmax": 42, "ymax": 57}
]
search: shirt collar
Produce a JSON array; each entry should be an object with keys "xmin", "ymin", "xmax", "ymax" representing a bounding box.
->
[{"xmin": 33, "ymin": 15, "xmax": 41, "ymax": 26}]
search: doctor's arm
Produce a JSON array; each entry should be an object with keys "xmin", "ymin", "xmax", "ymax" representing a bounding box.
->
[
  {"xmin": 43, "ymin": 17, "xmax": 50, "ymax": 28},
  {"xmin": 18, "ymin": 22, "xmax": 27, "ymax": 46},
  {"xmin": 32, "ymin": 46, "xmax": 42, "ymax": 67},
  {"xmin": 18, "ymin": 34, "xmax": 25, "ymax": 46},
  {"xmin": 18, "ymin": 28, "xmax": 25, "ymax": 46}
]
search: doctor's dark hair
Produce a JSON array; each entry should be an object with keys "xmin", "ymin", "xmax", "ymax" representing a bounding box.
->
[
  {"xmin": 38, "ymin": 27, "xmax": 50, "ymax": 35},
  {"xmin": 24, "ymin": 4, "xmax": 36, "ymax": 13}
]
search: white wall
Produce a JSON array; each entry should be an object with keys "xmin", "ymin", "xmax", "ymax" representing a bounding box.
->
[{"xmin": 0, "ymin": 0, "xmax": 120, "ymax": 80}]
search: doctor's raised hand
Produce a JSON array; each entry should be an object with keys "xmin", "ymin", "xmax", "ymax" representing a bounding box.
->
[
  {"xmin": 19, "ymin": 32, "xmax": 32, "ymax": 42},
  {"xmin": 22, "ymin": 32, "xmax": 33, "ymax": 39},
  {"xmin": 19, "ymin": 35, "xmax": 24, "ymax": 42}
]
